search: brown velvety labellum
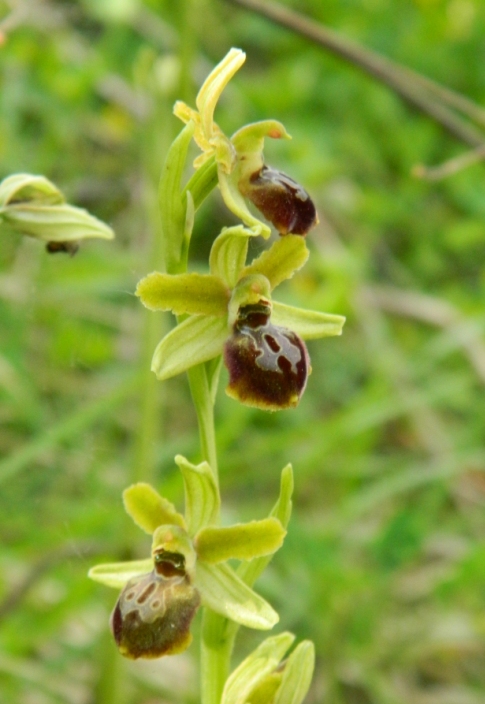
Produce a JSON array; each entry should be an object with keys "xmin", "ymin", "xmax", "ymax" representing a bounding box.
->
[
  {"xmin": 110, "ymin": 568, "xmax": 200, "ymax": 659},
  {"xmin": 224, "ymin": 304, "xmax": 310, "ymax": 411},
  {"xmin": 240, "ymin": 166, "xmax": 317, "ymax": 236}
]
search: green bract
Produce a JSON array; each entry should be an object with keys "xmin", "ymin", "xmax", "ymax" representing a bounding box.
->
[
  {"xmin": 221, "ymin": 632, "xmax": 315, "ymax": 704},
  {"xmin": 0, "ymin": 173, "xmax": 114, "ymax": 247},
  {"xmin": 136, "ymin": 227, "xmax": 345, "ymax": 409},
  {"xmin": 88, "ymin": 454, "xmax": 291, "ymax": 657}
]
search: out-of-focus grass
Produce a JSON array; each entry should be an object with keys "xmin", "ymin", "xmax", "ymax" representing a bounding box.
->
[{"xmin": 1, "ymin": 1, "xmax": 485, "ymax": 703}]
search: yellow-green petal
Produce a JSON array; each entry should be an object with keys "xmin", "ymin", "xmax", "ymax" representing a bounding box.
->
[
  {"xmin": 136, "ymin": 272, "xmax": 229, "ymax": 316},
  {"xmin": 243, "ymin": 236, "xmax": 309, "ymax": 290},
  {"xmin": 194, "ymin": 518, "xmax": 286, "ymax": 563},
  {"xmin": 237, "ymin": 464, "xmax": 293, "ymax": 588},
  {"xmin": 123, "ymin": 483, "xmax": 186, "ymax": 534}
]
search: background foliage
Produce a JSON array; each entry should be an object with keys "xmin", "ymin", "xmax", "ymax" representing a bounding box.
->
[{"xmin": 1, "ymin": 1, "xmax": 485, "ymax": 703}]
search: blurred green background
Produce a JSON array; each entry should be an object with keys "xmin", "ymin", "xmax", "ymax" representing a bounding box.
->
[{"xmin": 1, "ymin": 1, "xmax": 485, "ymax": 703}]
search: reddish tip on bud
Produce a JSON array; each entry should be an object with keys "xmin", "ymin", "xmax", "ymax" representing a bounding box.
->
[
  {"xmin": 110, "ymin": 556, "xmax": 200, "ymax": 659},
  {"xmin": 240, "ymin": 166, "xmax": 317, "ymax": 236},
  {"xmin": 224, "ymin": 303, "xmax": 310, "ymax": 411}
]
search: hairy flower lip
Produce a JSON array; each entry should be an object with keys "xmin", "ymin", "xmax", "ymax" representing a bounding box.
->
[
  {"xmin": 241, "ymin": 165, "xmax": 318, "ymax": 236},
  {"xmin": 224, "ymin": 309, "xmax": 310, "ymax": 411},
  {"xmin": 110, "ymin": 566, "xmax": 201, "ymax": 660}
]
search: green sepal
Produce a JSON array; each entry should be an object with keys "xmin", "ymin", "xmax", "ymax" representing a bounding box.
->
[
  {"xmin": 88, "ymin": 559, "xmax": 152, "ymax": 590},
  {"xmin": 175, "ymin": 454, "xmax": 220, "ymax": 536},
  {"xmin": 231, "ymin": 119, "xmax": 291, "ymax": 158},
  {"xmin": 271, "ymin": 302, "xmax": 346, "ymax": 339},
  {"xmin": 209, "ymin": 225, "xmax": 256, "ymax": 287},
  {"xmin": 159, "ymin": 122, "xmax": 195, "ymax": 273},
  {"xmin": 221, "ymin": 632, "xmax": 295, "ymax": 704},
  {"xmin": 195, "ymin": 561, "xmax": 279, "ymax": 630},
  {"xmin": 123, "ymin": 482, "xmax": 186, "ymax": 534},
  {"xmin": 231, "ymin": 119, "xmax": 291, "ymax": 190},
  {"xmin": 194, "ymin": 517, "xmax": 286, "ymax": 564},
  {"xmin": 136, "ymin": 272, "xmax": 229, "ymax": 316},
  {"xmin": 237, "ymin": 464, "xmax": 293, "ymax": 588},
  {"xmin": 151, "ymin": 314, "xmax": 228, "ymax": 380},
  {"xmin": 218, "ymin": 169, "xmax": 271, "ymax": 238},
  {"xmin": 243, "ymin": 236, "xmax": 309, "ymax": 290},
  {"xmin": 274, "ymin": 640, "xmax": 315, "ymax": 704}
]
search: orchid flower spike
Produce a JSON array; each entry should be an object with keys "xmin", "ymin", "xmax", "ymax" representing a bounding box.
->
[{"xmin": 174, "ymin": 49, "xmax": 318, "ymax": 238}]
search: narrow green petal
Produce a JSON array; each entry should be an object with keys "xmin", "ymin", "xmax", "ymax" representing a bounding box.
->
[
  {"xmin": 274, "ymin": 641, "xmax": 315, "ymax": 704},
  {"xmin": 195, "ymin": 562, "xmax": 279, "ymax": 630},
  {"xmin": 175, "ymin": 455, "xmax": 220, "ymax": 536},
  {"xmin": 195, "ymin": 518, "xmax": 285, "ymax": 563},
  {"xmin": 88, "ymin": 559, "xmax": 152, "ymax": 589},
  {"xmin": 123, "ymin": 483, "xmax": 186, "ymax": 534},
  {"xmin": 151, "ymin": 315, "xmax": 228, "ymax": 381},
  {"xmin": 243, "ymin": 236, "xmax": 309, "ymax": 290},
  {"xmin": 222, "ymin": 632, "xmax": 295, "ymax": 704},
  {"xmin": 209, "ymin": 226, "xmax": 258, "ymax": 287},
  {"xmin": 136, "ymin": 272, "xmax": 229, "ymax": 316},
  {"xmin": 272, "ymin": 301, "xmax": 346, "ymax": 339},
  {"xmin": 237, "ymin": 464, "xmax": 293, "ymax": 588},
  {"xmin": 196, "ymin": 48, "xmax": 246, "ymax": 141}
]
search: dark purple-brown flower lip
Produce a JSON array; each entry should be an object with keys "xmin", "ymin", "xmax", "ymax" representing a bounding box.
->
[
  {"xmin": 224, "ymin": 303, "xmax": 310, "ymax": 411},
  {"xmin": 239, "ymin": 165, "xmax": 318, "ymax": 236},
  {"xmin": 110, "ymin": 558, "xmax": 201, "ymax": 659}
]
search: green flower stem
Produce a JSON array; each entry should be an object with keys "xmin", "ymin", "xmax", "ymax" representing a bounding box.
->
[
  {"xmin": 186, "ymin": 361, "xmax": 238, "ymax": 704},
  {"xmin": 200, "ymin": 609, "xmax": 235, "ymax": 704},
  {"xmin": 186, "ymin": 363, "xmax": 219, "ymax": 487}
]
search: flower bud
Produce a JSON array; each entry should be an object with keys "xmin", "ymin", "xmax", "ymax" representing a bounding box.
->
[
  {"xmin": 110, "ymin": 550, "xmax": 200, "ymax": 659},
  {"xmin": 224, "ymin": 302, "xmax": 310, "ymax": 410},
  {"xmin": 239, "ymin": 166, "xmax": 317, "ymax": 236}
]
